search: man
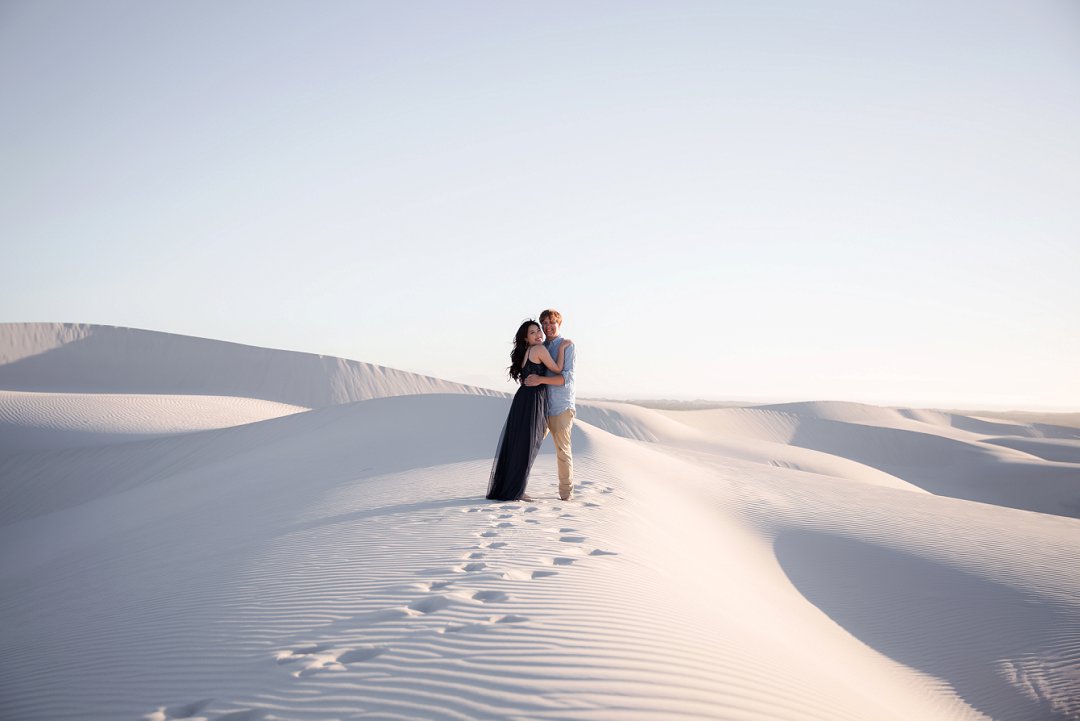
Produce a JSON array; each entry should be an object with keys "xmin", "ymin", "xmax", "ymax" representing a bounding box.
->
[{"xmin": 523, "ymin": 308, "xmax": 576, "ymax": 500}]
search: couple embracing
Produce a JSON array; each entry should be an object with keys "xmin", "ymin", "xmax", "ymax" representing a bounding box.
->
[{"xmin": 487, "ymin": 309, "xmax": 576, "ymax": 503}]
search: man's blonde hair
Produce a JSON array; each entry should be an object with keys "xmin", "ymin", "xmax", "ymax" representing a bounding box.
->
[{"xmin": 539, "ymin": 309, "xmax": 562, "ymax": 324}]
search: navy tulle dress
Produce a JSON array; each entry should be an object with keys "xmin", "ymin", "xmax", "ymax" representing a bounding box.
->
[{"xmin": 487, "ymin": 359, "xmax": 548, "ymax": 501}]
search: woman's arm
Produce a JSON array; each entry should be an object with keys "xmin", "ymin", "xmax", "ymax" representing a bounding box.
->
[
  {"xmin": 535, "ymin": 340, "xmax": 573, "ymax": 373},
  {"xmin": 524, "ymin": 373, "xmax": 565, "ymax": 387}
]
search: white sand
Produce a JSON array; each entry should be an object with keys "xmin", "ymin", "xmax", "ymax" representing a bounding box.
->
[
  {"xmin": 1, "ymin": 323, "xmax": 1078, "ymax": 721},
  {"xmin": 0, "ymin": 323, "xmax": 501, "ymax": 407},
  {"xmin": 0, "ymin": 390, "xmax": 308, "ymax": 451}
]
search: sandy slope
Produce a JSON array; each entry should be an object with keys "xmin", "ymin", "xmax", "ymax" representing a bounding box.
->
[
  {"xmin": 1, "ymin": 325, "xmax": 1078, "ymax": 721},
  {"xmin": 0, "ymin": 390, "xmax": 308, "ymax": 452},
  {"xmin": 661, "ymin": 402, "xmax": 1080, "ymax": 518},
  {"xmin": 0, "ymin": 323, "xmax": 502, "ymax": 407}
]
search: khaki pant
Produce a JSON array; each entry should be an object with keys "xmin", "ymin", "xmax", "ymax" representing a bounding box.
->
[{"xmin": 544, "ymin": 409, "xmax": 574, "ymax": 499}]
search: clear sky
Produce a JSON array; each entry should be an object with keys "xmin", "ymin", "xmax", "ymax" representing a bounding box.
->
[{"xmin": 2, "ymin": 1, "xmax": 1078, "ymax": 409}]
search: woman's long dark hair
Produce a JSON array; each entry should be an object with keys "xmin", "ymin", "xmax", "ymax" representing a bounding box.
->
[{"xmin": 508, "ymin": 320, "xmax": 540, "ymax": 382}]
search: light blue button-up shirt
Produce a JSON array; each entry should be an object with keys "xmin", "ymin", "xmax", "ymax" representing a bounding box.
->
[{"xmin": 543, "ymin": 337, "xmax": 576, "ymax": 416}]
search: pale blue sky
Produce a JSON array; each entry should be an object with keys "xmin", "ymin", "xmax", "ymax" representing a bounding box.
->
[{"xmin": 2, "ymin": 1, "xmax": 1078, "ymax": 409}]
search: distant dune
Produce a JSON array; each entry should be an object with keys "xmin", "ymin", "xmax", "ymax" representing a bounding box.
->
[
  {"xmin": 614, "ymin": 397, "xmax": 1080, "ymax": 430},
  {"xmin": 1, "ymin": 323, "xmax": 1078, "ymax": 721},
  {"xmin": 945, "ymin": 409, "xmax": 1080, "ymax": 431},
  {"xmin": 0, "ymin": 323, "xmax": 502, "ymax": 407}
]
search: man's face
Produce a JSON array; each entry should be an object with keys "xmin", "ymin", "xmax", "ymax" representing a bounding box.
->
[{"xmin": 541, "ymin": 317, "xmax": 560, "ymax": 340}]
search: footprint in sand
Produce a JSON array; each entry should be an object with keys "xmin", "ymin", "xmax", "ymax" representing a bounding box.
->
[
  {"xmin": 524, "ymin": 507, "xmax": 539, "ymax": 514},
  {"xmin": 441, "ymin": 614, "xmax": 529, "ymax": 634},
  {"xmin": 454, "ymin": 561, "xmax": 488, "ymax": 573},
  {"xmin": 524, "ymin": 518, "xmax": 541, "ymax": 524},
  {"xmin": 329, "ymin": 606, "xmax": 414, "ymax": 627},
  {"xmin": 144, "ymin": 699, "xmax": 214, "ymax": 721},
  {"xmin": 559, "ymin": 536, "xmax": 586, "ymax": 543},
  {"xmin": 472, "ymin": 590, "xmax": 510, "ymax": 603},
  {"xmin": 276, "ymin": 642, "xmax": 330, "ymax": 658},
  {"xmin": 479, "ymin": 530, "xmax": 499, "ymax": 538},
  {"xmin": 583, "ymin": 502, "xmax": 600, "ymax": 508},
  {"xmin": 531, "ymin": 570, "xmax": 558, "ymax": 579},
  {"xmin": 483, "ymin": 541, "xmax": 508, "ymax": 549},
  {"xmin": 494, "ymin": 521, "xmax": 514, "ymax": 528},
  {"xmin": 498, "ymin": 614, "xmax": 529, "ymax": 623},
  {"xmin": 407, "ymin": 594, "xmax": 457, "ymax": 615},
  {"xmin": 589, "ymin": 549, "xmax": 619, "ymax": 556},
  {"xmin": 337, "ymin": 648, "xmax": 387, "ymax": 663},
  {"xmin": 275, "ymin": 644, "xmax": 386, "ymax": 677},
  {"xmin": 418, "ymin": 580, "xmax": 454, "ymax": 592},
  {"xmin": 145, "ymin": 701, "xmax": 269, "ymax": 721},
  {"xmin": 464, "ymin": 551, "xmax": 485, "ymax": 560}
]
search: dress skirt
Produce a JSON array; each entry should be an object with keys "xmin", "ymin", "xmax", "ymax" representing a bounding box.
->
[{"xmin": 487, "ymin": 382, "xmax": 547, "ymax": 501}]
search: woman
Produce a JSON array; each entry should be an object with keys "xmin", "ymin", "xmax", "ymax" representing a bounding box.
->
[{"xmin": 487, "ymin": 320, "xmax": 573, "ymax": 501}]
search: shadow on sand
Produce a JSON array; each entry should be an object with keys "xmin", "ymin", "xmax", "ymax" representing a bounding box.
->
[{"xmin": 775, "ymin": 529, "xmax": 1080, "ymax": 721}]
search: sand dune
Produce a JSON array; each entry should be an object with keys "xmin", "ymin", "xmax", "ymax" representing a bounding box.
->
[
  {"xmin": 661, "ymin": 402, "xmax": 1080, "ymax": 518},
  {"xmin": 0, "ymin": 390, "xmax": 308, "ymax": 452},
  {"xmin": 1, "ymin": 324, "xmax": 1078, "ymax": 721},
  {"xmin": 0, "ymin": 323, "xmax": 501, "ymax": 407},
  {"xmin": 981, "ymin": 437, "xmax": 1080, "ymax": 464}
]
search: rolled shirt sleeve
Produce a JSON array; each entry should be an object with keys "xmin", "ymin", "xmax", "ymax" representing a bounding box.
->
[
  {"xmin": 545, "ymin": 339, "xmax": 576, "ymax": 416},
  {"xmin": 561, "ymin": 344, "xmax": 575, "ymax": 388}
]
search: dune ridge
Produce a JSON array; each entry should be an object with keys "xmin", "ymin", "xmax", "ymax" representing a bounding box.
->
[{"xmin": 0, "ymin": 323, "xmax": 502, "ymax": 407}]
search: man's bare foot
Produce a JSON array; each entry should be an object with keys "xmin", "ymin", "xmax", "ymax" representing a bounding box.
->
[{"xmin": 520, "ymin": 494, "xmax": 534, "ymax": 502}]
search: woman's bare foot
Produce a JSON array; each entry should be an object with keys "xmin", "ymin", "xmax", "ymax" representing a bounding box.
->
[{"xmin": 520, "ymin": 494, "xmax": 534, "ymax": 502}]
